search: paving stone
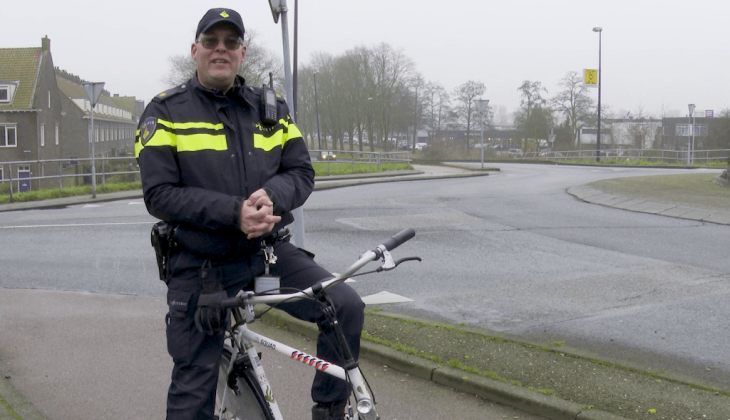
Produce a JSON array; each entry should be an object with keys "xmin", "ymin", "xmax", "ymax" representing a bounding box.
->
[
  {"xmin": 703, "ymin": 211, "xmax": 730, "ymax": 225},
  {"xmin": 628, "ymin": 201, "xmax": 675, "ymax": 214}
]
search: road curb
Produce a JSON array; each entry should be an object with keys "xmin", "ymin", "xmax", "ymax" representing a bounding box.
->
[
  {"xmin": 567, "ymin": 185, "xmax": 730, "ymax": 225},
  {"xmin": 258, "ymin": 309, "xmax": 628, "ymax": 420},
  {"xmin": 0, "ymin": 375, "xmax": 49, "ymax": 420}
]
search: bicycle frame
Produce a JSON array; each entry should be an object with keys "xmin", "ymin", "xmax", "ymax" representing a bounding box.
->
[
  {"xmin": 217, "ymin": 228, "xmax": 415, "ymax": 420},
  {"xmin": 219, "ymin": 317, "xmax": 375, "ymax": 420}
]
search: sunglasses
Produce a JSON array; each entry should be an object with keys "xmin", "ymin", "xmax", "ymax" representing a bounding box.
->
[{"xmin": 197, "ymin": 36, "xmax": 243, "ymax": 50}]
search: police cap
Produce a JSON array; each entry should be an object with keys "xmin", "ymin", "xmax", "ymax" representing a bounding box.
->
[{"xmin": 196, "ymin": 8, "xmax": 245, "ymax": 39}]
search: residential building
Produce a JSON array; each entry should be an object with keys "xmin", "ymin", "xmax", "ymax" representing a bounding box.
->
[
  {"xmin": 0, "ymin": 37, "xmax": 142, "ymax": 192},
  {"xmin": 0, "ymin": 37, "xmax": 63, "ymax": 191}
]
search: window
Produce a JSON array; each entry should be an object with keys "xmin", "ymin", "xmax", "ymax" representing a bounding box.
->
[
  {"xmin": 40, "ymin": 124, "xmax": 45, "ymax": 146},
  {"xmin": 675, "ymin": 124, "xmax": 708, "ymax": 136},
  {"xmin": 0, "ymin": 86, "xmax": 8, "ymax": 103},
  {"xmin": 0, "ymin": 125, "xmax": 17, "ymax": 147},
  {"xmin": 47, "ymin": 91, "xmax": 51, "ymax": 108},
  {"xmin": 0, "ymin": 166, "xmax": 3, "ymax": 180},
  {"xmin": 55, "ymin": 124, "xmax": 59, "ymax": 145}
]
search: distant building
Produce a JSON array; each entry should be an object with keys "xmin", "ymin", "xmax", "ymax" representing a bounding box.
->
[
  {"xmin": 0, "ymin": 37, "xmax": 142, "ymax": 192},
  {"xmin": 577, "ymin": 118, "xmax": 662, "ymax": 149}
]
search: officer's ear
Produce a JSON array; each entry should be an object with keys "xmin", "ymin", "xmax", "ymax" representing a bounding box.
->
[
  {"xmin": 191, "ymin": 42, "xmax": 199, "ymax": 63},
  {"xmin": 239, "ymin": 45, "xmax": 247, "ymax": 62}
]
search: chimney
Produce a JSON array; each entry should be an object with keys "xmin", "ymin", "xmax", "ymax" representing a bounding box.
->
[{"xmin": 42, "ymin": 36, "xmax": 50, "ymax": 52}]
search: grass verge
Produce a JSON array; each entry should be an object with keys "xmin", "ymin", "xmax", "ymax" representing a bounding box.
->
[
  {"xmin": 588, "ymin": 173, "xmax": 730, "ymax": 211},
  {"xmin": 0, "ymin": 182, "xmax": 141, "ymax": 205}
]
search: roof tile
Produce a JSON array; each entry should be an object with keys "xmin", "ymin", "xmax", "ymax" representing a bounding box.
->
[{"xmin": 0, "ymin": 48, "xmax": 42, "ymax": 109}]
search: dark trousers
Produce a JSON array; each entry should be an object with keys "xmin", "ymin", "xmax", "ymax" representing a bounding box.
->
[{"xmin": 164, "ymin": 242, "xmax": 365, "ymax": 420}]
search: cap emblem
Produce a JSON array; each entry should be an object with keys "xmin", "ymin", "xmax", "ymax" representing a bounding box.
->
[{"xmin": 220, "ymin": 11, "xmax": 229, "ymax": 18}]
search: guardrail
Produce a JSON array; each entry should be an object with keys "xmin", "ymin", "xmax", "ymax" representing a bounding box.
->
[
  {"xmin": 309, "ymin": 150, "xmax": 411, "ymax": 173},
  {"xmin": 0, "ymin": 156, "xmax": 139, "ymax": 202},
  {"xmin": 0, "ymin": 150, "xmax": 412, "ymax": 202},
  {"xmin": 521, "ymin": 148, "xmax": 730, "ymax": 164}
]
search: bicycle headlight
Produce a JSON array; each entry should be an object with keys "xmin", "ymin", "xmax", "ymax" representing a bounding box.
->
[{"xmin": 356, "ymin": 399, "xmax": 378, "ymax": 420}]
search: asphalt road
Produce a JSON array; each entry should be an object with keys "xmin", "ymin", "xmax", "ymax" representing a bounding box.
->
[{"xmin": 1, "ymin": 163, "xmax": 728, "ymax": 389}]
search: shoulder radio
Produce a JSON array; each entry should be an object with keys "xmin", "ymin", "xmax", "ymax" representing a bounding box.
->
[{"xmin": 261, "ymin": 73, "xmax": 278, "ymax": 125}]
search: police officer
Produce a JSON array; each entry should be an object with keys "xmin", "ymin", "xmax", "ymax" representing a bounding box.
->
[{"xmin": 135, "ymin": 8, "xmax": 364, "ymax": 420}]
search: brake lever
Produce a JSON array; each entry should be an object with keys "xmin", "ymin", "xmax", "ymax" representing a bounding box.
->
[{"xmin": 376, "ymin": 256, "xmax": 422, "ymax": 272}]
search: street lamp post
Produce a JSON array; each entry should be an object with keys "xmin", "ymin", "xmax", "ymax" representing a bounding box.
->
[
  {"xmin": 592, "ymin": 27, "xmax": 602, "ymax": 162},
  {"xmin": 474, "ymin": 99, "xmax": 490, "ymax": 169},
  {"xmin": 368, "ymin": 97, "xmax": 374, "ymax": 153},
  {"xmin": 688, "ymin": 104, "xmax": 695, "ymax": 165},
  {"xmin": 313, "ymin": 72, "xmax": 322, "ymax": 151}
]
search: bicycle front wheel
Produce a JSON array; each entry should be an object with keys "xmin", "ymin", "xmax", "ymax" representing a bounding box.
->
[{"xmin": 216, "ymin": 346, "xmax": 273, "ymax": 420}]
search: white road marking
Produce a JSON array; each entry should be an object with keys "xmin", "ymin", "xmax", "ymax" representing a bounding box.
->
[
  {"xmin": 360, "ymin": 291, "xmax": 414, "ymax": 305},
  {"xmin": 0, "ymin": 222, "xmax": 152, "ymax": 229}
]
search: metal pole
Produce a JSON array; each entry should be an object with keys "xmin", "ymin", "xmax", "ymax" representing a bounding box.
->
[
  {"xmin": 277, "ymin": 0, "xmax": 304, "ymax": 248},
  {"xmin": 292, "ymin": 0, "xmax": 298, "ymax": 121},
  {"xmin": 480, "ymin": 112, "xmax": 484, "ymax": 169},
  {"xmin": 596, "ymin": 30, "xmax": 602, "ymax": 162},
  {"xmin": 8, "ymin": 165, "xmax": 13, "ymax": 203},
  {"xmin": 314, "ymin": 72, "xmax": 322, "ymax": 150},
  {"xmin": 689, "ymin": 112, "xmax": 695, "ymax": 164},
  {"xmin": 687, "ymin": 104, "xmax": 695, "ymax": 166},
  {"xmin": 90, "ymin": 107, "xmax": 97, "ymax": 198}
]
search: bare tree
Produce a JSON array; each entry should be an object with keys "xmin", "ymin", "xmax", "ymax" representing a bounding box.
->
[
  {"xmin": 370, "ymin": 43, "xmax": 414, "ymax": 151},
  {"xmin": 424, "ymin": 82, "xmax": 450, "ymax": 142},
  {"xmin": 453, "ymin": 80, "xmax": 486, "ymax": 151},
  {"xmin": 494, "ymin": 105, "xmax": 511, "ymax": 126},
  {"xmin": 550, "ymin": 71, "xmax": 594, "ymax": 148}
]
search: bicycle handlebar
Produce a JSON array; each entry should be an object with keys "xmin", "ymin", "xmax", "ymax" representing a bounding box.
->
[
  {"xmin": 221, "ymin": 228, "xmax": 416, "ymax": 309},
  {"xmin": 380, "ymin": 228, "xmax": 415, "ymax": 252}
]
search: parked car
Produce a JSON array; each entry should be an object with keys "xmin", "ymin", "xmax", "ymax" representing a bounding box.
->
[
  {"xmin": 318, "ymin": 151, "xmax": 337, "ymax": 161},
  {"xmin": 508, "ymin": 148, "xmax": 524, "ymax": 158},
  {"xmin": 415, "ymin": 142, "xmax": 428, "ymax": 151}
]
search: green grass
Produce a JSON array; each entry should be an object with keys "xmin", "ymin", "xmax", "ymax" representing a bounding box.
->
[
  {"xmin": 312, "ymin": 162, "xmax": 411, "ymax": 176},
  {"xmin": 589, "ymin": 173, "xmax": 730, "ymax": 211},
  {"xmin": 561, "ymin": 158, "xmax": 728, "ymax": 167},
  {"xmin": 0, "ymin": 182, "xmax": 141, "ymax": 204}
]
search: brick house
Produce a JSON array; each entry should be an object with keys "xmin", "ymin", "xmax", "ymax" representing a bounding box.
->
[
  {"xmin": 0, "ymin": 37, "xmax": 142, "ymax": 192},
  {"xmin": 0, "ymin": 37, "xmax": 63, "ymax": 191}
]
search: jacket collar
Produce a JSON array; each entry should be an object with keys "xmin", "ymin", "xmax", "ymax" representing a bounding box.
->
[{"xmin": 190, "ymin": 74, "xmax": 248, "ymax": 101}]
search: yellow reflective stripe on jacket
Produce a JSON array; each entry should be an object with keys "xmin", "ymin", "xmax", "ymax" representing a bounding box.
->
[
  {"xmin": 162, "ymin": 120, "xmax": 224, "ymax": 131},
  {"xmin": 253, "ymin": 118, "xmax": 302, "ymax": 152},
  {"xmin": 177, "ymin": 134, "xmax": 228, "ymax": 152},
  {"xmin": 136, "ymin": 118, "xmax": 229, "ymax": 155}
]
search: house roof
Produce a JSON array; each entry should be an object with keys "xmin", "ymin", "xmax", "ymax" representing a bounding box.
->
[
  {"xmin": 0, "ymin": 47, "xmax": 42, "ymax": 110},
  {"xmin": 56, "ymin": 76, "xmax": 135, "ymax": 122}
]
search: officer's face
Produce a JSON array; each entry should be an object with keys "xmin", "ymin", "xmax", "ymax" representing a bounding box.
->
[{"xmin": 191, "ymin": 24, "xmax": 246, "ymax": 92}]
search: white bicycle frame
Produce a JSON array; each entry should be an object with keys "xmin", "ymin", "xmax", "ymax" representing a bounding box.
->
[{"xmin": 217, "ymin": 246, "xmax": 395, "ymax": 420}]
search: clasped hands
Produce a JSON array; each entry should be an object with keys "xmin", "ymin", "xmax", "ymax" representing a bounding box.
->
[{"xmin": 239, "ymin": 188, "xmax": 281, "ymax": 239}]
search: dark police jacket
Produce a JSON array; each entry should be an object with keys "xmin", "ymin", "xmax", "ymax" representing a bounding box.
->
[{"xmin": 135, "ymin": 75, "xmax": 314, "ymax": 273}]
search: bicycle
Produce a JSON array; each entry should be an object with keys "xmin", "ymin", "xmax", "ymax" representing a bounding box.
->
[{"xmin": 215, "ymin": 227, "xmax": 418, "ymax": 420}]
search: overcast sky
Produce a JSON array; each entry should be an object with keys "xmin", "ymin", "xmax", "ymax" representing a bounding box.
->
[{"xmin": 3, "ymin": 0, "xmax": 729, "ymax": 120}]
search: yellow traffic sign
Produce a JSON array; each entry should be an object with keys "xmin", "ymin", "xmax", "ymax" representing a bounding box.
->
[{"xmin": 584, "ymin": 69, "xmax": 598, "ymax": 87}]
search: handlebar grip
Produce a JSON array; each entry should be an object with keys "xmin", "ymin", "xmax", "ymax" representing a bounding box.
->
[
  {"xmin": 381, "ymin": 228, "xmax": 415, "ymax": 251},
  {"xmin": 220, "ymin": 296, "xmax": 240, "ymax": 309}
]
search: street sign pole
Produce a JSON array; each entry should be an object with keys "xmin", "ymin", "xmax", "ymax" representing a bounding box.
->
[
  {"xmin": 82, "ymin": 82, "xmax": 104, "ymax": 198},
  {"xmin": 268, "ymin": 0, "xmax": 305, "ymax": 247}
]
